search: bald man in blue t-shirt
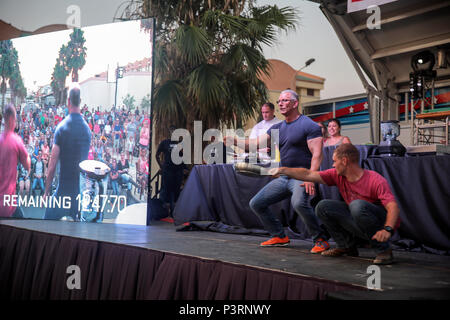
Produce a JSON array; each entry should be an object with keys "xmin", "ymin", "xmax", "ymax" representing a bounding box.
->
[
  {"xmin": 44, "ymin": 83, "xmax": 91, "ymax": 220},
  {"xmin": 225, "ymin": 89, "xmax": 329, "ymax": 252}
]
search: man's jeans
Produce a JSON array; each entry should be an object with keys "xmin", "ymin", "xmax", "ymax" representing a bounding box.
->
[
  {"xmin": 315, "ymin": 199, "xmax": 390, "ymax": 253},
  {"xmin": 249, "ymin": 176, "xmax": 325, "ymax": 240},
  {"xmin": 32, "ymin": 177, "xmax": 45, "ymax": 193}
]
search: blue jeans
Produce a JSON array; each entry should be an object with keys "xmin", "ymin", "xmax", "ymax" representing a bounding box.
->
[
  {"xmin": 315, "ymin": 199, "xmax": 390, "ymax": 253},
  {"xmin": 249, "ymin": 176, "xmax": 326, "ymax": 240},
  {"xmin": 111, "ymin": 179, "xmax": 119, "ymax": 195},
  {"xmin": 120, "ymin": 174, "xmax": 132, "ymax": 191},
  {"xmin": 32, "ymin": 177, "xmax": 45, "ymax": 192}
]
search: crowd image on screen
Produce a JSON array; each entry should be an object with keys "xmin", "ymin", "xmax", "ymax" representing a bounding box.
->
[{"xmin": 12, "ymin": 102, "xmax": 150, "ymax": 202}]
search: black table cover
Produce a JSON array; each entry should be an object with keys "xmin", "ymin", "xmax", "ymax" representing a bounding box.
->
[
  {"xmin": 364, "ymin": 155, "xmax": 450, "ymax": 252},
  {"xmin": 173, "ymin": 148, "xmax": 450, "ymax": 253}
]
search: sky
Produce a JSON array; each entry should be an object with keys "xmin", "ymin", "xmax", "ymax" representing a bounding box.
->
[
  {"xmin": 0, "ymin": 0, "xmax": 365, "ymax": 99},
  {"xmin": 11, "ymin": 20, "xmax": 152, "ymax": 93},
  {"xmin": 258, "ymin": 0, "xmax": 365, "ymax": 99}
]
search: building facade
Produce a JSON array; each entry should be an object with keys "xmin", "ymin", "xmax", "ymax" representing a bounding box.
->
[
  {"xmin": 79, "ymin": 58, "xmax": 152, "ymax": 111},
  {"xmin": 244, "ymin": 59, "xmax": 325, "ymax": 132}
]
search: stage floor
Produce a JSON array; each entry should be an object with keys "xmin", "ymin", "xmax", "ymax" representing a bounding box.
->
[{"xmin": 1, "ymin": 218, "xmax": 449, "ymax": 299}]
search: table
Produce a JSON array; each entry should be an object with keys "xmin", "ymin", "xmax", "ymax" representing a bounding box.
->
[
  {"xmin": 173, "ymin": 149, "xmax": 450, "ymax": 252},
  {"xmin": 173, "ymin": 145, "xmax": 377, "ymax": 239},
  {"xmin": 172, "ymin": 164, "xmax": 294, "ymax": 232}
]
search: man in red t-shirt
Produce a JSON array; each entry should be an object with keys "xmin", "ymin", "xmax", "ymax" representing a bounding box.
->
[
  {"xmin": 270, "ymin": 143, "xmax": 400, "ymax": 265},
  {"xmin": 0, "ymin": 104, "xmax": 31, "ymax": 217}
]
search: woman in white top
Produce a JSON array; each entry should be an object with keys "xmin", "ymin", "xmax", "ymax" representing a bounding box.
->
[
  {"xmin": 104, "ymin": 120, "xmax": 112, "ymax": 138},
  {"xmin": 323, "ymin": 118, "xmax": 351, "ymax": 147}
]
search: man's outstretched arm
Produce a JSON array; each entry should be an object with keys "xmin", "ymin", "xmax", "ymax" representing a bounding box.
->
[{"xmin": 269, "ymin": 166, "xmax": 326, "ymax": 185}]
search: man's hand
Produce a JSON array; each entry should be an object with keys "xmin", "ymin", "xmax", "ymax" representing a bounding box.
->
[
  {"xmin": 258, "ymin": 147, "xmax": 271, "ymax": 153},
  {"xmin": 372, "ymin": 229, "xmax": 391, "ymax": 242},
  {"xmin": 268, "ymin": 167, "xmax": 284, "ymax": 178},
  {"xmin": 301, "ymin": 181, "xmax": 316, "ymax": 195}
]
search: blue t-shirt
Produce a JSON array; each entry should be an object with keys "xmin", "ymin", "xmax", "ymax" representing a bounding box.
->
[
  {"xmin": 114, "ymin": 124, "xmax": 122, "ymax": 139},
  {"xmin": 45, "ymin": 113, "xmax": 91, "ymax": 219},
  {"xmin": 267, "ymin": 115, "xmax": 322, "ymax": 168}
]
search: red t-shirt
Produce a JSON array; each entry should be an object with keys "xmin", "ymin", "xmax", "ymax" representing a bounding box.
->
[
  {"xmin": 319, "ymin": 168, "xmax": 396, "ymax": 207},
  {"xmin": 54, "ymin": 115, "xmax": 62, "ymax": 125},
  {"xmin": 0, "ymin": 131, "xmax": 29, "ymax": 217}
]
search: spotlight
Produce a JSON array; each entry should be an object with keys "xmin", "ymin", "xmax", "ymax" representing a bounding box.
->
[
  {"xmin": 411, "ymin": 50, "xmax": 435, "ymax": 72},
  {"xmin": 409, "ymin": 51, "xmax": 437, "ymax": 100}
]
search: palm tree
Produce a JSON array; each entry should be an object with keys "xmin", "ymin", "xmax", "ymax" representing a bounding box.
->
[
  {"xmin": 0, "ymin": 40, "xmax": 24, "ymax": 112},
  {"xmin": 66, "ymin": 28, "xmax": 87, "ymax": 83},
  {"xmin": 51, "ymin": 44, "xmax": 71, "ymax": 105},
  {"xmin": 9, "ymin": 67, "xmax": 26, "ymax": 106},
  {"xmin": 122, "ymin": 93, "xmax": 136, "ymax": 111},
  {"xmin": 140, "ymin": 93, "xmax": 152, "ymax": 112},
  {"xmin": 135, "ymin": 0, "xmax": 298, "ymax": 142}
]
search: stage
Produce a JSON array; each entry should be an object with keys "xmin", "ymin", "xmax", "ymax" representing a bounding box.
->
[{"xmin": 1, "ymin": 218, "xmax": 449, "ymax": 300}]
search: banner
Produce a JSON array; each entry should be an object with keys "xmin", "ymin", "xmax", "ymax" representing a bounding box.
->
[{"xmin": 347, "ymin": 0, "xmax": 398, "ymax": 13}]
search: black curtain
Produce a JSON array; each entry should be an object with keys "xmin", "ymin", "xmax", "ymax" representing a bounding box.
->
[{"xmin": 0, "ymin": 224, "xmax": 363, "ymax": 300}]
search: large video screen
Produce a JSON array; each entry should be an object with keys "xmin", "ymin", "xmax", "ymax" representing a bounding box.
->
[{"xmin": 0, "ymin": 19, "xmax": 153, "ymax": 225}]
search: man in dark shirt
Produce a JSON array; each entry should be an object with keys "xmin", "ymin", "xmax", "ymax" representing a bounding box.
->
[
  {"xmin": 44, "ymin": 83, "xmax": 91, "ymax": 220},
  {"xmin": 225, "ymin": 90, "xmax": 328, "ymax": 252},
  {"xmin": 113, "ymin": 118, "xmax": 122, "ymax": 155},
  {"xmin": 156, "ymin": 125, "xmax": 185, "ymax": 213}
]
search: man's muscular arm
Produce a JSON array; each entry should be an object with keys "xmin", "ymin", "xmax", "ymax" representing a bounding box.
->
[{"xmin": 303, "ymin": 137, "xmax": 323, "ymax": 195}]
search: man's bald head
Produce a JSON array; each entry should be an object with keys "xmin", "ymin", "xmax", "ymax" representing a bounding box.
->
[{"xmin": 68, "ymin": 83, "xmax": 81, "ymax": 109}]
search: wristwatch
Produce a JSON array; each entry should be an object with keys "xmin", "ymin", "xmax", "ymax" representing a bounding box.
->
[{"xmin": 384, "ymin": 226, "xmax": 394, "ymax": 234}]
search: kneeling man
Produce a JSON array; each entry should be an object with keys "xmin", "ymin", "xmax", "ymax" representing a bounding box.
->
[{"xmin": 270, "ymin": 143, "xmax": 399, "ymax": 265}]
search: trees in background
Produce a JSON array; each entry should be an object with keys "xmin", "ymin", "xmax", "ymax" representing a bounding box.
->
[
  {"xmin": 0, "ymin": 39, "xmax": 26, "ymax": 113},
  {"xmin": 51, "ymin": 28, "xmax": 87, "ymax": 106},
  {"xmin": 135, "ymin": 0, "xmax": 298, "ymax": 142}
]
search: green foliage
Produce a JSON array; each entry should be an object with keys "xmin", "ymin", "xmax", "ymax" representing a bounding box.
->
[
  {"xmin": 66, "ymin": 28, "xmax": 87, "ymax": 82},
  {"xmin": 122, "ymin": 93, "xmax": 136, "ymax": 110},
  {"xmin": 51, "ymin": 44, "xmax": 71, "ymax": 105},
  {"xmin": 51, "ymin": 29, "xmax": 87, "ymax": 105},
  {"xmin": 140, "ymin": 93, "xmax": 152, "ymax": 111},
  {"xmin": 137, "ymin": 0, "xmax": 299, "ymax": 142},
  {"xmin": 0, "ymin": 40, "xmax": 26, "ymax": 110}
]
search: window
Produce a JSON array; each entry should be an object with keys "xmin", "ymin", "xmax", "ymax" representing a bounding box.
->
[{"xmin": 307, "ymin": 88, "xmax": 315, "ymax": 96}]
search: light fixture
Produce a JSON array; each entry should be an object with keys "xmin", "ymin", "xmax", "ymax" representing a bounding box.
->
[
  {"xmin": 409, "ymin": 50, "xmax": 437, "ymax": 99},
  {"xmin": 298, "ymin": 58, "xmax": 315, "ymax": 71},
  {"xmin": 411, "ymin": 50, "xmax": 435, "ymax": 72},
  {"xmin": 305, "ymin": 58, "xmax": 315, "ymax": 67}
]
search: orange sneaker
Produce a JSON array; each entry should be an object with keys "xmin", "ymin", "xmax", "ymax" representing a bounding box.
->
[
  {"xmin": 310, "ymin": 238, "xmax": 330, "ymax": 254},
  {"xmin": 260, "ymin": 236, "xmax": 290, "ymax": 247}
]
